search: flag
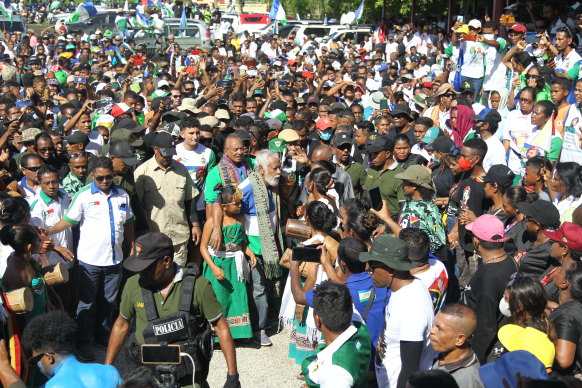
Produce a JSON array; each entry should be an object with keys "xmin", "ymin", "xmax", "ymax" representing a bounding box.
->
[
  {"xmin": 136, "ymin": 7, "xmax": 149, "ymax": 26},
  {"xmin": 355, "ymin": 0, "xmax": 364, "ymax": 23},
  {"xmin": 179, "ymin": 7, "xmax": 187, "ymax": 37},
  {"xmin": 295, "ymin": 12, "xmax": 300, "ymax": 20},
  {"xmin": 141, "ymin": 0, "xmax": 153, "ymax": 7},
  {"xmin": 49, "ymin": 0, "xmax": 60, "ymax": 10},
  {"xmin": 269, "ymin": 0, "xmax": 286, "ymax": 25},
  {"xmin": 75, "ymin": 1, "xmax": 97, "ymax": 20},
  {"xmin": 123, "ymin": 0, "xmax": 129, "ymax": 12},
  {"xmin": 323, "ymin": 14, "xmax": 327, "ymax": 25},
  {"xmin": 155, "ymin": 0, "xmax": 174, "ymax": 17},
  {"xmin": 66, "ymin": 10, "xmax": 80, "ymax": 22},
  {"xmin": 0, "ymin": 1, "xmax": 11, "ymax": 23}
]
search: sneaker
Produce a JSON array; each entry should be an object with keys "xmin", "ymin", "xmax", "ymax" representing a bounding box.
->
[
  {"xmin": 76, "ymin": 344, "xmax": 95, "ymax": 362},
  {"xmin": 258, "ymin": 331, "xmax": 272, "ymax": 347}
]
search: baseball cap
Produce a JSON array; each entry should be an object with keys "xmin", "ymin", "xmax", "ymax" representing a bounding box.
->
[
  {"xmin": 468, "ymin": 19, "xmax": 482, "ymax": 29},
  {"xmin": 420, "ymin": 127, "xmax": 440, "ymax": 144},
  {"xmin": 110, "ymin": 128, "xmax": 143, "ymax": 147},
  {"xmin": 395, "ymin": 165, "xmax": 435, "ymax": 191},
  {"xmin": 266, "ymin": 118, "xmax": 283, "ymax": 131},
  {"xmin": 377, "ymin": 64, "xmax": 388, "ymax": 72},
  {"xmin": 498, "ymin": 324, "xmax": 555, "ymax": 368},
  {"xmin": 306, "ymin": 95, "xmax": 319, "ymax": 105},
  {"xmin": 409, "ymin": 55, "xmax": 420, "ymax": 62},
  {"xmin": 518, "ymin": 200, "xmax": 561, "ymax": 229},
  {"xmin": 479, "ymin": 351, "xmax": 548, "ymax": 388},
  {"xmin": 123, "ymin": 232, "xmax": 175, "ymax": 272},
  {"xmin": 111, "ymin": 103, "xmax": 132, "ymax": 118},
  {"xmin": 365, "ymin": 133, "xmax": 387, "ymax": 153},
  {"xmin": 332, "ymin": 132, "xmax": 352, "ymax": 147},
  {"xmin": 543, "ymin": 222, "xmax": 582, "ymax": 251},
  {"xmin": 151, "ymin": 131, "xmax": 176, "ymax": 157},
  {"xmin": 470, "ymin": 107, "xmax": 502, "ymax": 125},
  {"xmin": 65, "ymin": 131, "xmax": 89, "ymax": 146},
  {"xmin": 21, "ymin": 128, "xmax": 41, "ymax": 143},
  {"xmin": 215, "ymin": 109, "xmax": 230, "ymax": 120},
  {"xmin": 387, "ymin": 104, "xmax": 412, "ymax": 120},
  {"xmin": 509, "ymin": 23, "xmax": 526, "ymax": 33},
  {"xmin": 426, "ymin": 136, "xmax": 455, "ymax": 153},
  {"xmin": 279, "ymin": 128, "xmax": 299, "ymax": 143},
  {"xmin": 483, "ymin": 164, "xmax": 515, "ymax": 189},
  {"xmin": 316, "ymin": 117, "xmax": 333, "ymax": 130},
  {"xmin": 466, "ymin": 214, "xmax": 509, "ymax": 242},
  {"xmin": 109, "ymin": 141, "xmax": 138, "ymax": 167},
  {"xmin": 268, "ymin": 138, "xmax": 286, "ymax": 152},
  {"xmin": 359, "ymin": 235, "xmax": 414, "ymax": 271}
]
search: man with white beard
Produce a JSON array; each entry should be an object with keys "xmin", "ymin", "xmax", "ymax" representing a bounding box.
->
[{"xmin": 238, "ymin": 149, "xmax": 283, "ymax": 347}]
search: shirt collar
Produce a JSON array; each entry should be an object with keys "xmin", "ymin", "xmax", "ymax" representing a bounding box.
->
[
  {"xmin": 90, "ymin": 181, "xmax": 119, "ymax": 195},
  {"xmin": 316, "ymin": 325, "xmax": 358, "ymax": 361},
  {"xmin": 39, "ymin": 189, "xmax": 63, "ymax": 204}
]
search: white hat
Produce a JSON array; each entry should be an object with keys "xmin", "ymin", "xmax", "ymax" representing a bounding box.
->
[
  {"xmin": 468, "ymin": 19, "xmax": 482, "ymax": 29},
  {"xmin": 95, "ymin": 29, "xmax": 102, "ymax": 34},
  {"xmin": 90, "ymin": 34, "xmax": 97, "ymax": 40},
  {"xmin": 158, "ymin": 80, "xmax": 170, "ymax": 88}
]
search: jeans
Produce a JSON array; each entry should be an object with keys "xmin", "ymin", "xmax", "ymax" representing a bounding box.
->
[
  {"xmin": 461, "ymin": 76, "xmax": 484, "ymax": 97},
  {"xmin": 76, "ymin": 261, "xmax": 122, "ymax": 345},
  {"xmin": 247, "ymin": 256, "xmax": 268, "ymax": 331}
]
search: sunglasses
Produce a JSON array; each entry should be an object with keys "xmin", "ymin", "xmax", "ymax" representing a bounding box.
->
[
  {"xmin": 525, "ymin": 74, "xmax": 541, "ymax": 80},
  {"xmin": 69, "ymin": 151, "xmax": 90, "ymax": 159},
  {"xmin": 184, "ymin": 88, "xmax": 194, "ymax": 92},
  {"xmin": 24, "ymin": 165, "xmax": 41, "ymax": 172},
  {"xmin": 95, "ymin": 174, "xmax": 113, "ymax": 182},
  {"xmin": 442, "ymin": 93, "xmax": 455, "ymax": 98},
  {"xmin": 519, "ymin": 98, "xmax": 534, "ymax": 103},
  {"xmin": 37, "ymin": 147, "xmax": 55, "ymax": 153},
  {"xmin": 28, "ymin": 352, "xmax": 54, "ymax": 366}
]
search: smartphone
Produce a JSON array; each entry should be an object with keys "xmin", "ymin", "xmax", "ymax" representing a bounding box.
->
[
  {"xmin": 456, "ymin": 15, "xmax": 464, "ymax": 23},
  {"xmin": 141, "ymin": 344, "xmax": 181, "ymax": 364},
  {"xmin": 276, "ymin": 80, "xmax": 286, "ymax": 86},
  {"xmin": 369, "ymin": 187, "xmax": 383, "ymax": 211},
  {"xmin": 73, "ymin": 76, "xmax": 87, "ymax": 84},
  {"xmin": 380, "ymin": 98, "xmax": 388, "ymax": 110},
  {"xmin": 524, "ymin": 35, "xmax": 540, "ymax": 44},
  {"xmin": 292, "ymin": 244, "xmax": 322, "ymax": 263},
  {"xmin": 240, "ymin": 68, "xmax": 246, "ymax": 76}
]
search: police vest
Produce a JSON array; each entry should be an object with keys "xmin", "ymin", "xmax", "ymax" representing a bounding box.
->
[{"xmin": 140, "ymin": 264, "xmax": 213, "ymax": 381}]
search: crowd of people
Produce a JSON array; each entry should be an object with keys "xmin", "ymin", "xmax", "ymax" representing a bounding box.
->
[{"xmin": 0, "ymin": 1, "xmax": 581, "ymax": 388}]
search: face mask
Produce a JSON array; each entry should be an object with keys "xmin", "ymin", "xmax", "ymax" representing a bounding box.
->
[
  {"xmin": 457, "ymin": 157, "xmax": 474, "ymax": 171},
  {"xmin": 499, "ymin": 297, "xmax": 511, "ymax": 317},
  {"xmin": 483, "ymin": 34, "xmax": 495, "ymax": 40},
  {"xmin": 319, "ymin": 129, "xmax": 333, "ymax": 141},
  {"xmin": 533, "ymin": 49, "xmax": 545, "ymax": 58}
]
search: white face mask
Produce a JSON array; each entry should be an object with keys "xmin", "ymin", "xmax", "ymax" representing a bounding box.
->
[
  {"xmin": 483, "ymin": 34, "xmax": 495, "ymax": 40},
  {"xmin": 499, "ymin": 297, "xmax": 511, "ymax": 317},
  {"xmin": 533, "ymin": 48, "xmax": 545, "ymax": 58}
]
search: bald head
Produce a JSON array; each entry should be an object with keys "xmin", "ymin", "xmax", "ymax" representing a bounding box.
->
[
  {"xmin": 224, "ymin": 134, "xmax": 245, "ymax": 164},
  {"xmin": 312, "ymin": 145, "xmax": 334, "ymax": 163},
  {"xmin": 439, "ymin": 304, "xmax": 477, "ymax": 337}
]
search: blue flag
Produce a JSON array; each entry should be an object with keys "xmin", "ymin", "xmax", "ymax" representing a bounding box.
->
[
  {"xmin": 136, "ymin": 7, "xmax": 149, "ymax": 26},
  {"xmin": 179, "ymin": 7, "xmax": 187, "ymax": 36},
  {"xmin": 355, "ymin": 1, "xmax": 364, "ymax": 23}
]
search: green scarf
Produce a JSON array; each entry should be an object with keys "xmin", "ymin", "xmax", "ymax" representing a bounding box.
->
[{"xmin": 249, "ymin": 171, "xmax": 282, "ymax": 279}]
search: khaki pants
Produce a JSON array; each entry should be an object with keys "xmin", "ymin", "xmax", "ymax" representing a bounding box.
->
[{"xmin": 173, "ymin": 241, "xmax": 189, "ymax": 267}]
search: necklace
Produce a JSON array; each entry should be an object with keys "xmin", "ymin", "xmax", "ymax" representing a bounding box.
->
[{"xmin": 482, "ymin": 253, "xmax": 507, "ymax": 264}]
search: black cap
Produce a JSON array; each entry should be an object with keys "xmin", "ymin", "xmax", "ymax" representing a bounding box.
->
[
  {"xmin": 306, "ymin": 95, "xmax": 319, "ymax": 105},
  {"xmin": 389, "ymin": 61, "xmax": 399, "ymax": 69},
  {"xmin": 387, "ymin": 104, "xmax": 412, "ymax": 120},
  {"xmin": 332, "ymin": 132, "xmax": 352, "ymax": 147},
  {"xmin": 65, "ymin": 131, "xmax": 89, "ymax": 146},
  {"xmin": 483, "ymin": 164, "xmax": 515, "ymax": 189},
  {"xmin": 123, "ymin": 232, "xmax": 175, "ymax": 272},
  {"xmin": 112, "ymin": 118, "xmax": 146, "ymax": 133},
  {"xmin": 152, "ymin": 131, "xmax": 176, "ymax": 157},
  {"xmin": 470, "ymin": 108, "xmax": 502, "ymax": 125},
  {"xmin": 426, "ymin": 136, "xmax": 455, "ymax": 153},
  {"xmin": 518, "ymin": 200, "xmax": 561, "ymax": 229},
  {"xmin": 365, "ymin": 133, "xmax": 387, "ymax": 153},
  {"xmin": 109, "ymin": 140, "xmax": 138, "ymax": 167},
  {"xmin": 234, "ymin": 129, "xmax": 251, "ymax": 144}
]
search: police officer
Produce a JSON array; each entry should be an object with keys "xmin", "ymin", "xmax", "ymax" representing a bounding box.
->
[{"xmin": 104, "ymin": 232, "xmax": 240, "ymax": 388}]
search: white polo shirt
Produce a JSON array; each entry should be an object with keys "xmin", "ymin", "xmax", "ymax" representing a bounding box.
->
[
  {"xmin": 63, "ymin": 182, "xmax": 134, "ymax": 267},
  {"xmin": 30, "ymin": 189, "xmax": 73, "ymax": 267}
]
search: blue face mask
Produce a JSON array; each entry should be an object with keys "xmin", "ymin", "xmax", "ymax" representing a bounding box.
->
[{"xmin": 319, "ymin": 129, "xmax": 333, "ymax": 141}]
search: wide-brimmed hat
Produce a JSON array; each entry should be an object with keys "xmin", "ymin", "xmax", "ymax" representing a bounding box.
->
[{"xmin": 359, "ymin": 235, "xmax": 414, "ymax": 271}]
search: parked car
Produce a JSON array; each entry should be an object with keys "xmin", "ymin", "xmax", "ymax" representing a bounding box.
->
[
  {"xmin": 65, "ymin": 11, "xmax": 118, "ymax": 34},
  {"xmin": 0, "ymin": 16, "xmax": 26, "ymax": 33},
  {"xmin": 220, "ymin": 12, "xmax": 270, "ymax": 34},
  {"xmin": 328, "ymin": 27, "xmax": 373, "ymax": 45}
]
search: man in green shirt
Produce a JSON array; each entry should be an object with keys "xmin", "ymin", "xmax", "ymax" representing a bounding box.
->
[
  {"xmin": 301, "ymin": 281, "xmax": 371, "ymax": 388},
  {"xmin": 332, "ymin": 132, "xmax": 366, "ymax": 198},
  {"xmin": 105, "ymin": 232, "xmax": 240, "ymax": 388},
  {"xmin": 363, "ymin": 134, "xmax": 404, "ymax": 217}
]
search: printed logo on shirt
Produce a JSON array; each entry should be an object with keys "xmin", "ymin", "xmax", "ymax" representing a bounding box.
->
[
  {"xmin": 89, "ymin": 201, "xmax": 100, "ymax": 207},
  {"xmin": 358, "ymin": 288, "xmax": 373, "ymax": 303}
]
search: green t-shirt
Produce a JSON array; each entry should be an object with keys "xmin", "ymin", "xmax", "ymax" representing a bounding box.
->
[
  {"xmin": 119, "ymin": 267, "xmax": 223, "ymax": 345},
  {"xmin": 363, "ymin": 163, "xmax": 405, "ymax": 216},
  {"xmin": 204, "ymin": 157, "xmax": 254, "ymax": 204},
  {"xmin": 343, "ymin": 161, "xmax": 366, "ymax": 198},
  {"xmin": 302, "ymin": 321, "xmax": 371, "ymax": 388}
]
